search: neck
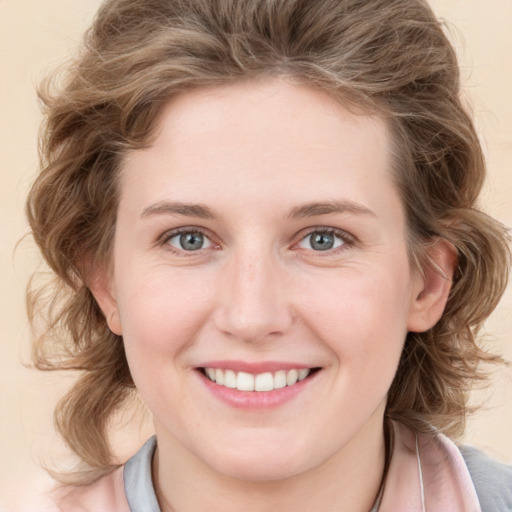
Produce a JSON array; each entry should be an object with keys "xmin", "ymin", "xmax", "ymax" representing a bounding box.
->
[{"xmin": 153, "ymin": 412, "xmax": 387, "ymax": 512}]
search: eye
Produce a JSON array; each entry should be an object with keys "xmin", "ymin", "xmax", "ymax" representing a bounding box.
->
[
  {"xmin": 298, "ymin": 229, "xmax": 347, "ymax": 251},
  {"xmin": 166, "ymin": 230, "xmax": 214, "ymax": 251}
]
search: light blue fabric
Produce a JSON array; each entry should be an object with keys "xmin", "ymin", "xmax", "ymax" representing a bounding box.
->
[
  {"xmin": 122, "ymin": 436, "xmax": 512, "ymax": 511},
  {"xmin": 123, "ymin": 436, "xmax": 160, "ymax": 512}
]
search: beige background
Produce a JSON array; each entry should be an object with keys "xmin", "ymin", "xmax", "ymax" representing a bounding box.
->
[{"xmin": 1, "ymin": 0, "xmax": 511, "ymax": 510}]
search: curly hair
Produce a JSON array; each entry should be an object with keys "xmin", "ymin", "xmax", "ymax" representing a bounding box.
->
[{"xmin": 26, "ymin": 0, "xmax": 510, "ymax": 483}]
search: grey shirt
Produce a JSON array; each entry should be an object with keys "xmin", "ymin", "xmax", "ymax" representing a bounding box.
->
[
  {"xmin": 123, "ymin": 437, "xmax": 512, "ymax": 512},
  {"xmin": 460, "ymin": 445, "xmax": 512, "ymax": 511}
]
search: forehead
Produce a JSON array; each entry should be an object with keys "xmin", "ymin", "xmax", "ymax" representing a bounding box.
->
[
  {"xmin": 119, "ymin": 77, "xmax": 402, "ymax": 224},
  {"xmin": 148, "ymin": 78, "xmax": 385, "ymax": 162}
]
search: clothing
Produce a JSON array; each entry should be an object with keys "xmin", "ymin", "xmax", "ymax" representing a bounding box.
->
[
  {"xmin": 52, "ymin": 422, "xmax": 512, "ymax": 511},
  {"xmin": 459, "ymin": 445, "xmax": 512, "ymax": 511}
]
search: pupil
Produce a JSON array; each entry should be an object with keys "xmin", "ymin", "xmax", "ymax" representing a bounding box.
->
[
  {"xmin": 311, "ymin": 232, "xmax": 334, "ymax": 251},
  {"xmin": 180, "ymin": 232, "xmax": 204, "ymax": 251}
]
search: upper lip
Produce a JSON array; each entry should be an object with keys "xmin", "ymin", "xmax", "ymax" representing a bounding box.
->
[{"xmin": 196, "ymin": 360, "xmax": 318, "ymax": 374}]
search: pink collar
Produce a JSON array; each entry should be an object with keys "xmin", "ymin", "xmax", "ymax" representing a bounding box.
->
[
  {"xmin": 52, "ymin": 422, "xmax": 481, "ymax": 512},
  {"xmin": 379, "ymin": 422, "xmax": 481, "ymax": 511}
]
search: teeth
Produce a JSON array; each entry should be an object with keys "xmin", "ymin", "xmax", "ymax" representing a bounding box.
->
[
  {"xmin": 298, "ymin": 369, "xmax": 309, "ymax": 381},
  {"xmin": 255, "ymin": 372, "xmax": 273, "ymax": 392},
  {"xmin": 274, "ymin": 370, "xmax": 287, "ymax": 389},
  {"xmin": 215, "ymin": 368, "xmax": 224, "ymax": 385},
  {"xmin": 204, "ymin": 367, "xmax": 312, "ymax": 392},
  {"xmin": 286, "ymin": 369, "xmax": 299, "ymax": 386},
  {"xmin": 237, "ymin": 371, "xmax": 255, "ymax": 391},
  {"xmin": 224, "ymin": 369, "xmax": 237, "ymax": 389}
]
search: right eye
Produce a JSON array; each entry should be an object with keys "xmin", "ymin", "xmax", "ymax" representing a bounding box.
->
[{"xmin": 165, "ymin": 230, "xmax": 214, "ymax": 252}]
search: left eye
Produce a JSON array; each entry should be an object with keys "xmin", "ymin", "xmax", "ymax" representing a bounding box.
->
[
  {"xmin": 166, "ymin": 231, "xmax": 213, "ymax": 251},
  {"xmin": 298, "ymin": 230, "xmax": 346, "ymax": 251}
]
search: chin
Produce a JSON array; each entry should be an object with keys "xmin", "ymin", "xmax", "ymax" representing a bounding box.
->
[
  {"xmin": 215, "ymin": 459, "xmax": 304, "ymax": 482},
  {"xmin": 202, "ymin": 442, "xmax": 319, "ymax": 483}
]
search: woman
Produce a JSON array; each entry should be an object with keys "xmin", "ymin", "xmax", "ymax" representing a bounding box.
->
[{"xmin": 26, "ymin": 0, "xmax": 512, "ymax": 510}]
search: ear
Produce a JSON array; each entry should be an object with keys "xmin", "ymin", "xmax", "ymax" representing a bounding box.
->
[
  {"xmin": 87, "ymin": 264, "xmax": 123, "ymax": 336},
  {"xmin": 407, "ymin": 238, "xmax": 458, "ymax": 333}
]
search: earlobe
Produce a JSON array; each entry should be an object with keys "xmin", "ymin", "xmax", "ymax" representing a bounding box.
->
[
  {"xmin": 407, "ymin": 238, "xmax": 458, "ymax": 333},
  {"xmin": 87, "ymin": 264, "xmax": 123, "ymax": 336}
]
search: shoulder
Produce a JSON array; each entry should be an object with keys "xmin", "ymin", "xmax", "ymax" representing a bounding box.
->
[
  {"xmin": 50, "ymin": 437, "xmax": 158, "ymax": 512},
  {"xmin": 51, "ymin": 466, "xmax": 130, "ymax": 512},
  {"xmin": 459, "ymin": 445, "xmax": 512, "ymax": 512}
]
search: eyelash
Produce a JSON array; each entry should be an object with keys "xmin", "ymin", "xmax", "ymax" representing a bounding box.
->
[
  {"xmin": 296, "ymin": 227, "xmax": 354, "ymax": 252},
  {"xmin": 158, "ymin": 226, "xmax": 355, "ymax": 255},
  {"xmin": 159, "ymin": 227, "xmax": 216, "ymax": 255}
]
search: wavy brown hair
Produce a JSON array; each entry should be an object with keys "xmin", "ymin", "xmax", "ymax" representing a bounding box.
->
[{"xmin": 26, "ymin": 0, "xmax": 510, "ymax": 483}]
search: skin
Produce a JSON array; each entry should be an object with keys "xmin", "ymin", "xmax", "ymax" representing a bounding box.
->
[{"xmin": 91, "ymin": 77, "xmax": 455, "ymax": 512}]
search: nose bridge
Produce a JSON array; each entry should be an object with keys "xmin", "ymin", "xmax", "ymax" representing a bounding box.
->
[{"xmin": 215, "ymin": 244, "xmax": 292, "ymax": 343}]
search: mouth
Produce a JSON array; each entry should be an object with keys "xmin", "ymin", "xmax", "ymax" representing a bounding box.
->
[{"xmin": 200, "ymin": 367, "xmax": 320, "ymax": 392}]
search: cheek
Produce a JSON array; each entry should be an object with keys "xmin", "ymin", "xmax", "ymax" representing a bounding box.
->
[
  {"xmin": 300, "ymin": 267, "xmax": 411, "ymax": 377},
  {"xmin": 114, "ymin": 269, "xmax": 217, "ymax": 414},
  {"xmin": 115, "ymin": 266, "xmax": 215, "ymax": 359}
]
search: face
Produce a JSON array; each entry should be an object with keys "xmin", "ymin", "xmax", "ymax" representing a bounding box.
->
[{"xmin": 96, "ymin": 78, "xmax": 431, "ymax": 481}]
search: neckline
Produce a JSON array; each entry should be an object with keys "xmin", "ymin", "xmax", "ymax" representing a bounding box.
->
[
  {"xmin": 373, "ymin": 422, "xmax": 426, "ymax": 512},
  {"xmin": 123, "ymin": 426, "xmax": 398, "ymax": 512}
]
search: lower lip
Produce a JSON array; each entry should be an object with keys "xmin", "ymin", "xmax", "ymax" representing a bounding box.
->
[{"xmin": 198, "ymin": 370, "xmax": 318, "ymax": 410}]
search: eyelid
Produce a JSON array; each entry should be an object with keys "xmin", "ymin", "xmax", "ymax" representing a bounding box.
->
[
  {"xmin": 156, "ymin": 225, "xmax": 355, "ymax": 256},
  {"xmin": 293, "ymin": 226, "xmax": 356, "ymax": 253},
  {"xmin": 158, "ymin": 226, "xmax": 220, "ymax": 253}
]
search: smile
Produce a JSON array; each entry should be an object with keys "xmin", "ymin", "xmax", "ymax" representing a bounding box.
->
[{"xmin": 203, "ymin": 368, "xmax": 313, "ymax": 392}]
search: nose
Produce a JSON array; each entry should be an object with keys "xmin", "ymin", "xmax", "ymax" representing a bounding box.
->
[{"xmin": 213, "ymin": 250, "xmax": 294, "ymax": 344}]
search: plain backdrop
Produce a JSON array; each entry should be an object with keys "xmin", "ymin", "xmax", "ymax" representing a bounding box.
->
[{"xmin": 1, "ymin": 0, "xmax": 511, "ymax": 510}]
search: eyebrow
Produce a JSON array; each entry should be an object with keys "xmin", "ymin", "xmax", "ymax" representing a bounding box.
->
[
  {"xmin": 288, "ymin": 201, "xmax": 376, "ymax": 219},
  {"xmin": 141, "ymin": 200, "xmax": 375, "ymax": 220},
  {"xmin": 141, "ymin": 201, "xmax": 215, "ymax": 219}
]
